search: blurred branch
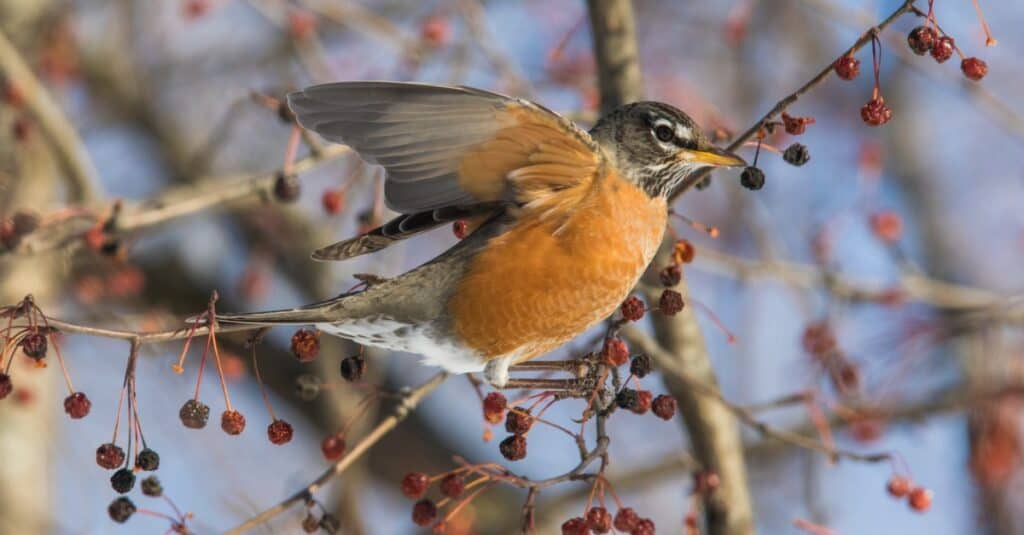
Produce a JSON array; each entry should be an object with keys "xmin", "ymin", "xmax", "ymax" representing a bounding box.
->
[
  {"xmin": 0, "ymin": 28, "xmax": 101, "ymax": 202},
  {"xmin": 225, "ymin": 372, "xmax": 449, "ymax": 535},
  {"xmin": 3, "ymin": 143, "xmax": 350, "ymax": 257},
  {"xmin": 456, "ymin": 0, "xmax": 533, "ymax": 96},
  {"xmin": 674, "ymin": 0, "xmax": 918, "ymax": 197}
]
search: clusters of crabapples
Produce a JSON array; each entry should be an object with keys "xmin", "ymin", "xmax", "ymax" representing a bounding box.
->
[
  {"xmin": 735, "ymin": 111, "xmax": 814, "ymax": 193},
  {"xmin": 834, "ymin": 1, "xmax": 993, "ymax": 128},
  {"xmin": 0, "ymin": 297, "xmax": 91, "ymax": 420}
]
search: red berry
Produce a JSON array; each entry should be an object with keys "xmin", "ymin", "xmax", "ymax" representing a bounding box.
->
[
  {"xmin": 907, "ymin": 26, "xmax": 937, "ymax": 55},
  {"xmin": 412, "ymin": 498, "xmax": 438, "ymax": 526},
  {"xmin": 179, "ymin": 399, "xmax": 210, "ymax": 429},
  {"xmin": 781, "ymin": 112, "xmax": 815, "ymax": 135},
  {"xmin": 440, "ymin": 473, "xmax": 465, "ymax": 498},
  {"xmin": 482, "ymin": 392, "xmax": 507, "ymax": 424},
  {"xmin": 2, "ymin": 81, "xmax": 24, "ymax": 107},
  {"xmin": 694, "ymin": 470, "xmax": 721, "ymax": 494},
  {"xmin": 321, "ymin": 432, "xmax": 346, "ymax": 461},
  {"xmin": 586, "ymin": 507, "xmax": 612, "ymax": 533},
  {"xmin": 561, "ymin": 517, "xmax": 589, "ymax": 535},
  {"xmin": 63, "ymin": 392, "xmax": 91, "ymax": 419},
  {"xmin": 96, "ymin": 442, "xmax": 126, "ymax": 470},
  {"xmin": 652, "ymin": 394, "xmax": 677, "ymax": 420},
  {"xmin": 290, "ymin": 329, "xmax": 320, "ymax": 362},
  {"xmin": 453, "ymin": 219, "xmax": 469, "ymax": 239},
  {"xmin": 869, "ymin": 211, "xmax": 903, "ymax": 243},
  {"xmin": 401, "ymin": 472, "xmax": 430, "ymax": 499},
  {"xmin": 834, "ymin": 55, "xmax": 860, "ymax": 80},
  {"xmin": 659, "ymin": 264, "xmax": 682, "ymax": 287},
  {"xmin": 182, "ymin": 0, "xmax": 208, "ymax": 19},
  {"xmin": 908, "ymin": 487, "xmax": 933, "ymax": 512},
  {"xmin": 321, "ymin": 189, "xmax": 344, "ymax": 214},
  {"xmin": 221, "ymin": 410, "xmax": 246, "ymax": 435},
  {"xmin": 620, "ymin": 296, "xmax": 645, "ymax": 322},
  {"xmin": 801, "ymin": 321, "xmax": 836, "ymax": 358},
  {"xmin": 613, "ymin": 508, "xmax": 640, "ymax": 532},
  {"xmin": 961, "ymin": 57, "xmax": 988, "ymax": 81},
  {"xmin": 673, "ymin": 239, "xmax": 695, "ymax": 264},
  {"xmin": 420, "ymin": 16, "xmax": 450, "ymax": 47},
  {"xmin": 658, "ymin": 289, "xmax": 684, "ymax": 316},
  {"xmin": 287, "ymin": 9, "xmax": 318, "ymax": 40},
  {"xmin": 505, "ymin": 407, "xmax": 533, "ymax": 434},
  {"xmin": 83, "ymin": 227, "xmax": 106, "ymax": 251},
  {"xmin": 632, "ymin": 517, "xmax": 656, "ymax": 534},
  {"xmin": 499, "ymin": 434, "xmax": 527, "ymax": 461},
  {"xmin": 860, "ymin": 96, "xmax": 893, "ymax": 126},
  {"xmin": 633, "ymin": 390, "xmax": 653, "ymax": 414},
  {"xmin": 268, "ymin": 419, "xmax": 294, "ymax": 445},
  {"xmin": 887, "ymin": 475, "xmax": 911, "ymax": 498},
  {"xmin": 20, "ymin": 332, "xmax": 47, "ymax": 360},
  {"xmin": 0, "ymin": 373, "xmax": 12, "ymax": 400},
  {"xmin": 930, "ymin": 36, "xmax": 955, "ymax": 63},
  {"xmin": 601, "ymin": 337, "xmax": 630, "ymax": 367}
]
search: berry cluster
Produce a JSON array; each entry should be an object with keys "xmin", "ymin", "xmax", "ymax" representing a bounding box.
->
[
  {"xmin": 400, "ymin": 469, "xmax": 473, "ymax": 529},
  {"xmin": 907, "ymin": 0, "xmax": 990, "ymax": 81},
  {"xmin": 560, "ymin": 478, "xmax": 657, "ymax": 535},
  {"xmin": 886, "ymin": 474, "xmax": 933, "ymax": 513}
]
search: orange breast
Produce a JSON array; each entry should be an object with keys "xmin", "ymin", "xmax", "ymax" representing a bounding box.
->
[{"xmin": 447, "ymin": 171, "xmax": 667, "ymax": 361}]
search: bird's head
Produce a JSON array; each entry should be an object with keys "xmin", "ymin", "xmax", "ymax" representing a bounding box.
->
[{"xmin": 589, "ymin": 101, "xmax": 746, "ymax": 198}]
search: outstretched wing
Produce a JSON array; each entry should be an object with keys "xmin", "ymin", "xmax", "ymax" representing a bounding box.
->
[{"xmin": 287, "ymin": 82, "xmax": 604, "ymax": 216}]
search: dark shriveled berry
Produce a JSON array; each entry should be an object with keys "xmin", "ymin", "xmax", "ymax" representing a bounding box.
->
[
  {"xmin": 111, "ymin": 468, "xmax": 136, "ymax": 494},
  {"xmin": 273, "ymin": 173, "xmax": 301, "ymax": 202},
  {"xmin": 0, "ymin": 373, "xmax": 11, "ymax": 400},
  {"xmin": 505, "ymin": 407, "xmax": 533, "ymax": 434},
  {"xmin": 96, "ymin": 442, "xmax": 126, "ymax": 470},
  {"xmin": 20, "ymin": 332, "xmax": 47, "ymax": 359},
  {"xmin": 907, "ymin": 26, "xmax": 937, "ymax": 55},
  {"xmin": 179, "ymin": 399, "xmax": 210, "ymax": 429},
  {"xmin": 135, "ymin": 448, "xmax": 160, "ymax": 471},
  {"xmin": 108, "ymin": 497, "xmax": 136, "ymax": 523},
  {"xmin": 141, "ymin": 475, "xmax": 163, "ymax": 497},
  {"xmin": 401, "ymin": 472, "xmax": 430, "ymax": 499},
  {"xmin": 620, "ymin": 296, "xmax": 645, "ymax": 322},
  {"xmin": 586, "ymin": 506, "xmax": 612, "ymax": 533},
  {"xmin": 961, "ymin": 57, "xmax": 988, "ymax": 81},
  {"xmin": 63, "ymin": 392, "xmax": 91, "ymax": 419},
  {"xmin": 658, "ymin": 289, "xmax": 684, "ymax": 315},
  {"xmin": 783, "ymin": 143, "xmax": 810, "ymax": 166},
  {"xmin": 339, "ymin": 355, "xmax": 366, "ymax": 382},
  {"xmin": 440, "ymin": 473, "xmax": 465, "ymax": 498},
  {"xmin": 652, "ymin": 394, "xmax": 677, "ymax": 420},
  {"xmin": 613, "ymin": 507, "xmax": 640, "ymax": 532},
  {"xmin": 268, "ymin": 419, "xmax": 294, "ymax": 445},
  {"xmin": 412, "ymin": 499, "xmax": 438, "ymax": 526},
  {"xmin": 930, "ymin": 36, "xmax": 954, "ymax": 63},
  {"xmin": 740, "ymin": 167, "xmax": 765, "ymax": 190},
  {"xmin": 500, "ymin": 434, "xmax": 527, "ymax": 461},
  {"xmin": 302, "ymin": 514, "xmax": 319, "ymax": 533},
  {"xmin": 659, "ymin": 264, "xmax": 681, "ymax": 287},
  {"xmin": 616, "ymin": 388, "xmax": 640, "ymax": 411},
  {"xmin": 833, "ymin": 55, "xmax": 860, "ymax": 80},
  {"xmin": 629, "ymin": 354, "xmax": 652, "ymax": 378},
  {"xmin": 221, "ymin": 409, "xmax": 246, "ymax": 435},
  {"xmin": 319, "ymin": 513, "xmax": 340, "ymax": 533},
  {"xmin": 561, "ymin": 517, "xmax": 589, "ymax": 535}
]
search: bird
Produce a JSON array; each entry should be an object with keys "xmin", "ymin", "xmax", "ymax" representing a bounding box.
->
[{"xmin": 215, "ymin": 81, "xmax": 746, "ymax": 387}]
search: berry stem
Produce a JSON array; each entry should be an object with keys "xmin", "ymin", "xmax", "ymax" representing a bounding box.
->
[
  {"xmin": 282, "ymin": 125, "xmax": 302, "ymax": 177},
  {"xmin": 250, "ymin": 344, "xmax": 277, "ymax": 421},
  {"xmin": 971, "ymin": 0, "xmax": 996, "ymax": 46},
  {"xmin": 172, "ymin": 320, "xmax": 201, "ymax": 374},
  {"xmin": 436, "ymin": 480, "xmax": 496, "ymax": 528},
  {"xmin": 207, "ymin": 321, "xmax": 233, "ymax": 412},
  {"xmin": 192, "ymin": 330, "xmax": 211, "ymax": 401},
  {"xmin": 49, "ymin": 334, "xmax": 75, "ymax": 393},
  {"xmin": 669, "ymin": 211, "xmax": 720, "ymax": 237}
]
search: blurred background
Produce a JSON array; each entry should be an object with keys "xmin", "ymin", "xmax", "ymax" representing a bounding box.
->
[{"xmin": 0, "ymin": 0, "xmax": 1022, "ymax": 533}]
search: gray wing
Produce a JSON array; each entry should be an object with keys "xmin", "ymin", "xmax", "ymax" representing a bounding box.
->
[{"xmin": 287, "ymin": 81, "xmax": 514, "ymax": 213}]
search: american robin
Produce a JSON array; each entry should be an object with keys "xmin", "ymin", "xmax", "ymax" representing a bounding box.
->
[{"xmin": 217, "ymin": 82, "xmax": 745, "ymax": 387}]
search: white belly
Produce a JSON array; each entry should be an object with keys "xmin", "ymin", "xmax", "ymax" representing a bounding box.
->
[{"xmin": 316, "ymin": 316, "xmax": 487, "ymax": 374}]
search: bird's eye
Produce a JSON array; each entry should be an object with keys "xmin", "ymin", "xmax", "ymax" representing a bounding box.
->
[{"xmin": 654, "ymin": 124, "xmax": 675, "ymax": 142}]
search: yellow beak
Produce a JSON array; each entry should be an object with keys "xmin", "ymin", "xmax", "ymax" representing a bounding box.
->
[{"xmin": 678, "ymin": 146, "xmax": 747, "ymax": 167}]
